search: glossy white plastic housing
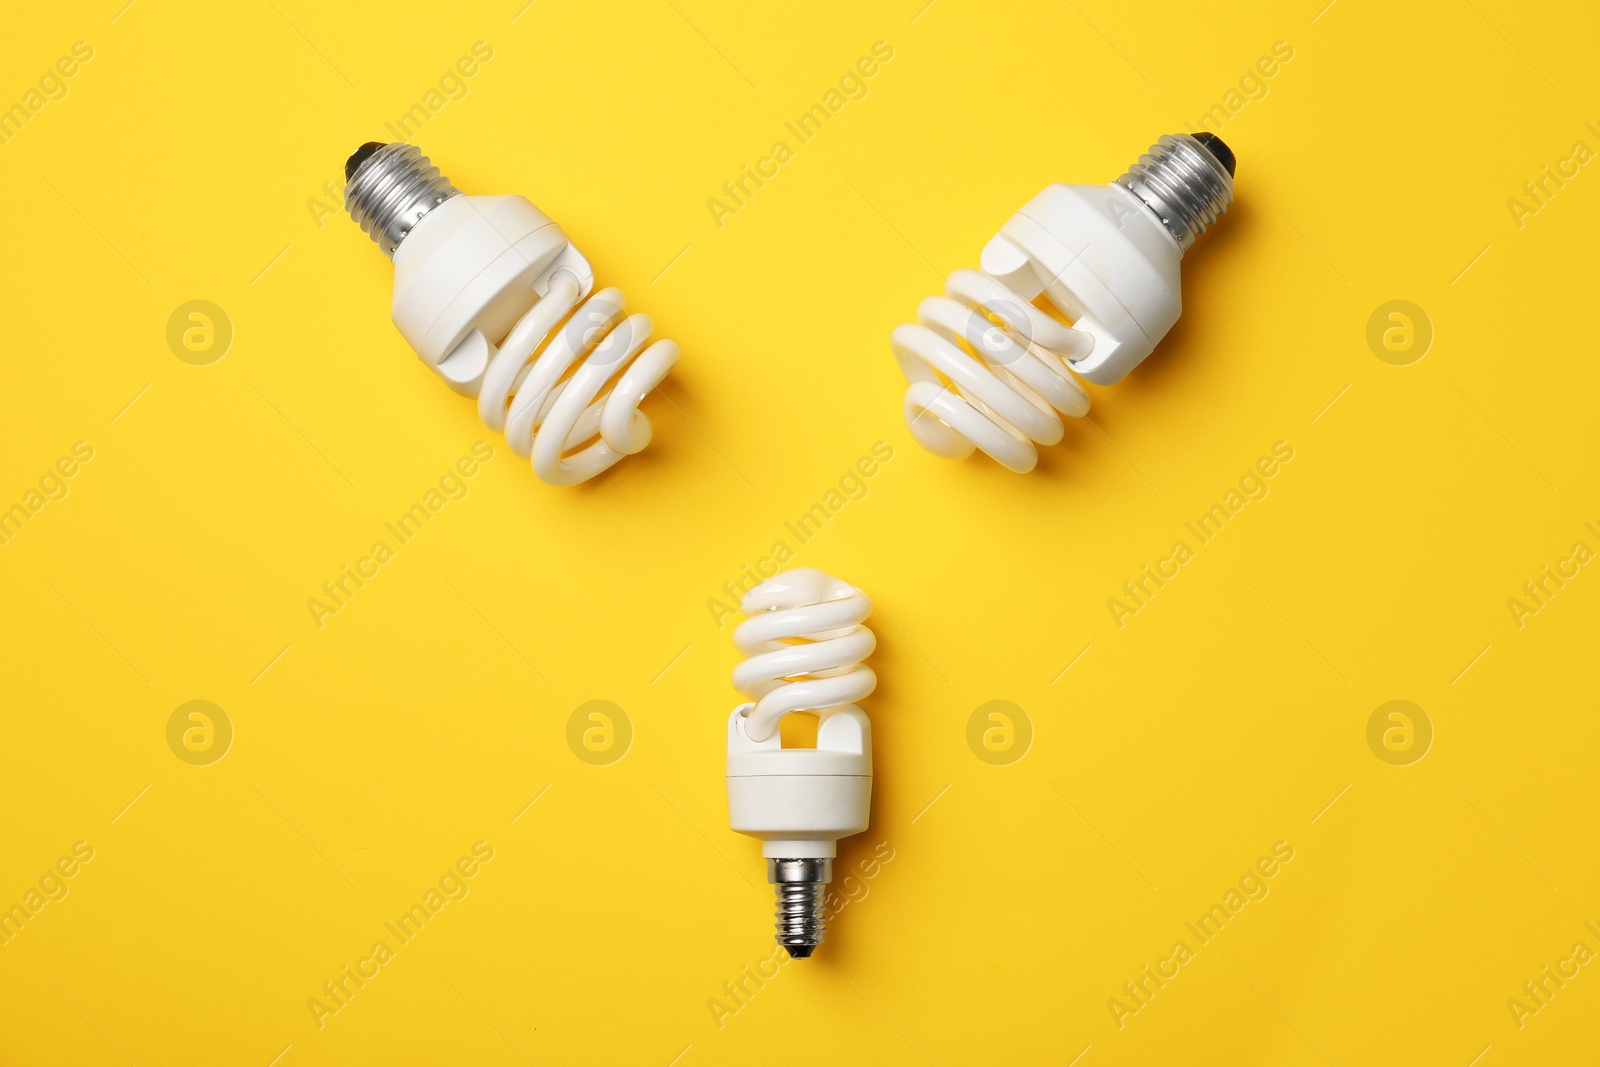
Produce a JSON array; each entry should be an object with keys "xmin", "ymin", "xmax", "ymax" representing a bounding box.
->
[
  {"xmin": 390, "ymin": 193, "xmax": 679, "ymax": 486},
  {"xmin": 726, "ymin": 704, "xmax": 871, "ymax": 859},
  {"xmin": 982, "ymin": 182, "xmax": 1182, "ymax": 385},
  {"xmin": 726, "ymin": 569, "xmax": 875, "ymax": 860},
  {"xmin": 892, "ymin": 182, "xmax": 1184, "ymax": 474},
  {"xmin": 391, "ymin": 194, "xmax": 589, "ymax": 383}
]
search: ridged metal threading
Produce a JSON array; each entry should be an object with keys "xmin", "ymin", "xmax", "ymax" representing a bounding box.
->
[
  {"xmin": 769, "ymin": 857, "xmax": 830, "ymax": 958},
  {"xmin": 1114, "ymin": 133, "xmax": 1234, "ymax": 254},
  {"xmin": 343, "ymin": 143, "xmax": 459, "ymax": 257},
  {"xmin": 775, "ymin": 882, "xmax": 825, "ymax": 955}
]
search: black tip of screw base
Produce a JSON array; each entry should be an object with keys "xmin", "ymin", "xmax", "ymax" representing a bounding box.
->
[
  {"xmin": 1192, "ymin": 132, "xmax": 1236, "ymax": 177},
  {"xmin": 784, "ymin": 944, "xmax": 816, "ymax": 959},
  {"xmin": 345, "ymin": 141, "xmax": 386, "ymax": 181}
]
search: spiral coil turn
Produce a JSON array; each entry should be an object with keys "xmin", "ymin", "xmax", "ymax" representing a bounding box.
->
[
  {"xmin": 731, "ymin": 568, "xmax": 876, "ymax": 743},
  {"xmin": 892, "ymin": 269, "xmax": 1092, "ymax": 475},
  {"xmin": 476, "ymin": 274, "xmax": 679, "ymax": 487}
]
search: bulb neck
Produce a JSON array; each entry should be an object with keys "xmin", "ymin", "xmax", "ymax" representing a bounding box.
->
[
  {"xmin": 343, "ymin": 142, "xmax": 460, "ymax": 258},
  {"xmin": 1113, "ymin": 133, "xmax": 1235, "ymax": 255}
]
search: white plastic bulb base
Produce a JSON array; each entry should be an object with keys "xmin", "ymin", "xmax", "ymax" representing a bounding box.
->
[
  {"xmin": 390, "ymin": 192, "xmax": 596, "ymax": 397},
  {"xmin": 726, "ymin": 702, "xmax": 872, "ymax": 860},
  {"xmin": 727, "ymin": 702, "xmax": 871, "ymax": 959},
  {"xmin": 979, "ymin": 130, "xmax": 1233, "ymax": 385},
  {"xmin": 978, "ymin": 180, "xmax": 1183, "ymax": 386}
]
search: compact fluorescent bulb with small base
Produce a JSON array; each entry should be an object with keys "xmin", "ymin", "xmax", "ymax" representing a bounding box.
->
[
  {"xmin": 725, "ymin": 568, "xmax": 876, "ymax": 958},
  {"xmin": 892, "ymin": 132, "xmax": 1237, "ymax": 473}
]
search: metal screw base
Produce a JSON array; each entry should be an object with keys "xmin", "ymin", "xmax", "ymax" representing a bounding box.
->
[
  {"xmin": 342, "ymin": 142, "xmax": 460, "ymax": 258},
  {"xmin": 1114, "ymin": 133, "xmax": 1236, "ymax": 255},
  {"xmin": 769, "ymin": 857, "xmax": 831, "ymax": 958}
]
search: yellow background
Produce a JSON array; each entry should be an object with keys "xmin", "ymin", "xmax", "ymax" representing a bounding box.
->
[{"xmin": 2, "ymin": 0, "xmax": 1596, "ymax": 1063}]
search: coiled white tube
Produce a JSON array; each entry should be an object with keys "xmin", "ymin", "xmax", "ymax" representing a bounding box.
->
[
  {"xmin": 731, "ymin": 568, "xmax": 876, "ymax": 743},
  {"xmin": 891, "ymin": 268, "xmax": 1092, "ymax": 474},
  {"xmin": 345, "ymin": 142, "xmax": 687, "ymax": 488},
  {"xmin": 477, "ymin": 272, "xmax": 679, "ymax": 487}
]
